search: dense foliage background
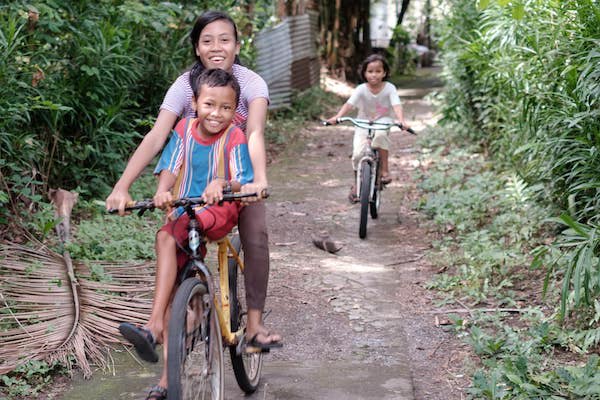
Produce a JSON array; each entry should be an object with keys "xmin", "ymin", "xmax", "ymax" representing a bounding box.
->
[
  {"xmin": 439, "ymin": 0, "xmax": 600, "ymax": 323},
  {"xmin": 431, "ymin": 0, "xmax": 600, "ymax": 397},
  {"xmin": 0, "ymin": 0, "xmax": 275, "ymax": 227}
]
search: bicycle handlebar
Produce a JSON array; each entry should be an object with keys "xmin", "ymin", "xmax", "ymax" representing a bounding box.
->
[
  {"xmin": 323, "ymin": 117, "xmax": 416, "ymax": 135},
  {"xmin": 108, "ymin": 190, "xmax": 269, "ymax": 214}
]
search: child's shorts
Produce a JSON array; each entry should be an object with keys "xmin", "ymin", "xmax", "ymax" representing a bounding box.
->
[
  {"xmin": 351, "ymin": 127, "xmax": 390, "ymax": 170},
  {"xmin": 158, "ymin": 202, "xmax": 241, "ymax": 269}
]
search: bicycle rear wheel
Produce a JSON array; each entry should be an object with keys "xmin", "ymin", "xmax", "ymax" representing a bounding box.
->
[
  {"xmin": 228, "ymin": 235, "xmax": 263, "ymax": 393},
  {"xmin": 167, "ymin": 276, "xmax": 224, "ymax": 400},
  {"xmin": 359, "ymin": 160, "xmax": 371, "ymax": 239}
]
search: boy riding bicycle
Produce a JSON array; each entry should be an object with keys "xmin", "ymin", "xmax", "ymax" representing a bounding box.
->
[{"xmin": 119, "ymin": 68, "xmax": 254, "ymax": 400}]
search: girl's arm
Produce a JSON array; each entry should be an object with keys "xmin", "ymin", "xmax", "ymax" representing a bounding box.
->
[
  {"xmin": 106, "ymin": 109, "xmax": 179, "ymax": 214},
  {"xmin": 326, "ymin": 102, "xmax": 354, "ymax": 124},
  {"xmin": 241, "ymin": 97, "xmax": 269, "ymax": 200},
  {"xmin": 392, "ymin": 104, "xmax": 408, "ymax": 126}
]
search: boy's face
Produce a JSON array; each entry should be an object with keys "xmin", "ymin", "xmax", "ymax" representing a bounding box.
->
[{"xmin": 192, "ymin": 84, "xmax": 237, "ymax": 136}]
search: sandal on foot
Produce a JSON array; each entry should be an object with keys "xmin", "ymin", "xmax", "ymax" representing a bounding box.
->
[
  {"xmin": 381, "ymin": 174, "xmax": 392, "ymax": 185},
  {"xmin": 246, "ymin": 332, "xmax": 283, "ymax": 353},
  {"xmin": 145, "ymin": 385, "xmax": 167, "ymax": 400},
  {"xmin": 119, "ymin": 322, "xmax": 158, "ymax": 363}
]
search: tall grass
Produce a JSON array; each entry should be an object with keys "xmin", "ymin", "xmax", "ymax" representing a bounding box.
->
[{"xmin": 439, "ymin": 0, "xmax": 600, "ymax": 322}]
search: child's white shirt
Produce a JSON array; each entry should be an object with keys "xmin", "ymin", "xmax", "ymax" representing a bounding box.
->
[{"xmin": 347, "ymin": 82, "xmax": 401, "ymax": 122}]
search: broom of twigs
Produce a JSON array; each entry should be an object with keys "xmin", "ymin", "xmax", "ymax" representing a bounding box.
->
[{"xmin": 0, "ymin": 189, "xmax": 154, "ymax": 377}]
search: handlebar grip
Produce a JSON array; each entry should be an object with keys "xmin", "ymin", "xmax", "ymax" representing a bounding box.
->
[
  {"xmin": 407, "ymin": 127, "xmax": 416, "ymax": 135},
  {"xmin": 107, "ymin": 200, "xmax": 135, "ymax": 214},
  {"xmin": 322, "ymin": 120, "xmax": 332, "ymax": 126}
]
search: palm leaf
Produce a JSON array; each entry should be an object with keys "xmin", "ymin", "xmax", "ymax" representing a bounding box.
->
[{"xmin": 0, "ymin": 241, "xmax": 154, "ymax": 377}]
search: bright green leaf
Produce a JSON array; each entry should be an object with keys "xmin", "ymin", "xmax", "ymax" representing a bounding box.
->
[
  {"xmin": 478, "ymin": 0, "xmax": 491, "ymax": 10},
  {"xmin": 512, "ymin": 3, "xmax": 525, "ymax": 20}
]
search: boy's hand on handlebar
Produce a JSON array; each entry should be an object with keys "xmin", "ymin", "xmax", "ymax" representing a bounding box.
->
[
  {"xmin": 203, "ymin": 179, "xmax": 225, "ymax": 205},
  {"xmin": 324, "ymin": 117, "xmax": 338, "ymax": 126},
  {"xmin": 153, "ymin": 191, "xmax": 173, "ymax": 211},
  {"xmin": 105, "ymin": 187, "xmax": 133, "ymax": 216}
]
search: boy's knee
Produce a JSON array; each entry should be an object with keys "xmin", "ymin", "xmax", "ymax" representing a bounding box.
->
[{"xmin": 156, "ymin": 230, "xmax": 175, "ymax": 249}]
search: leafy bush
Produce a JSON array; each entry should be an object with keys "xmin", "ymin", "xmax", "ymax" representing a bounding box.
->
[
  {"xmin": 438, "ymin": 0, "xmax": 600, "ymax": 325},
  {"xmin": 0, "ymin": 359, "xmax": 67, "ymax": 399},
  {"xmin": 419, "ymin": 123, "xmax": 600, "ymax": 399},
  {"xmin": 0, "ymin": 0, "xmax": 275, "ymax": 236}
]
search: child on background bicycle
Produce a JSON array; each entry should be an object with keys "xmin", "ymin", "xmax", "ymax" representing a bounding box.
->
[
  {"xmin": 119, "ymin": 68, "xmax": 253, "ymax": 400},
  {"xmin": 326, "ymin": 53, "xmax": 409, "ymax": 203}
]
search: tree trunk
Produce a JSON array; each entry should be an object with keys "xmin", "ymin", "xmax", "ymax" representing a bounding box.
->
[{"xmin": 396, "ymin": 0, "xmax": 411, "ymax": 26}]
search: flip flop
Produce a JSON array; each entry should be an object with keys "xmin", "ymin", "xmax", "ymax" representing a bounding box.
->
[
  {"xmin": 381, "ymin": 175, "xmax": 392, "ymax": 185},
  {"xmin": 311, "ymin": 234, "xmax": 343, "ymax": 254},
  {"xmin": 119, "ymin": 322, "xmax": 159, "ymax": 363},
  {"xmin": 246, "ymin": 332, "xmax": 283, "ymax": 353},
  {"xmin": 145, "ymin": 385, "xmax": 167, "ymax": 400}
]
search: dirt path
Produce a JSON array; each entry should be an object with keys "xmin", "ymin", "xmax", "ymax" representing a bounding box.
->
[
  {"xmin": 60, "ymin": 69, "xmax": 467, "ymax": 399},
  {"xmin": 259, "ymin": 69, "xmax": 466, "ymax": 399}
]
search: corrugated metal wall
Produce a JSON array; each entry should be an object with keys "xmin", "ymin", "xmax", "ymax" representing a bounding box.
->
[{"xmin": 255, "ymin": 13, "xmax": 320, "ymax": 109}]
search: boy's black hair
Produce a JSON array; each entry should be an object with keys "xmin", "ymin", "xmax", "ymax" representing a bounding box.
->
[
  {"xmin": 189, "ymin": 11, "xmax": 241, "ymax": 88},
  {"xmin": 192, "ymin": 68, "xmax": 241, "ymax": 107},
  {"xmin": 359, "ymin": 53, "xmax": 390, "ymax": 82}
]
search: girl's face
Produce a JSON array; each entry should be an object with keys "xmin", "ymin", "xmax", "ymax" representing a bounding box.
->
[
  {"xmin": 195, "ymin": 20, "xmax": 240, "ymax": 71},
  {"xmin": 192, "ymin": 84, "xmax": 237, "ymax": 137},
  {"xmin": 364, "ymin": 60, "xmax": 386, "ymax": 86}
]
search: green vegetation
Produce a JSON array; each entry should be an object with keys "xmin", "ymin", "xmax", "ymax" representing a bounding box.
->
[
  {"xmin": 419, "ymin": 124, "xmax": 600, "ymax": 399},
  {"xmin": 0, "ymin": 360, "xmax": 67, "ymax": 399},
  {"xmin": 424, "ymin": 0, "xmax": 600, "ymax": 396},
  {"xmin": 0, "ymin": 0, "xmax": 274, "ymax": 233}
]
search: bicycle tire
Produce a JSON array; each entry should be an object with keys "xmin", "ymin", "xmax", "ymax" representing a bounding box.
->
[
  {"xmin": 370, "ymin": 186, "xmax": 380, "ymax": 219},
  {"xmin": 167, "ymin": 276, "xmax": 224, "ymax": 400},
  {"xmin": 359, "ymin": 161, "xmax": 371, "ymax": 239},
  {"xmin": 228, "ymin": 235, "xmax": 263, "ymax": 393},
  {"xmin": 370, "ymin": 159, "xmax": 381, "ymax": 219}
]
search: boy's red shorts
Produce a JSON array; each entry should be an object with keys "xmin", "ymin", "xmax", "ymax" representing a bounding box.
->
[{"xmin": 158, "ymin": 203, "xmax": 241, "ymax": 269}]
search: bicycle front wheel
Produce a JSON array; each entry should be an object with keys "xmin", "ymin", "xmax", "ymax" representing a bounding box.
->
[
  {"xmin": 359, "ymin": 160, "xmax": 371, "ymax": 239},
  {"xmin": 370, "ymin": 161, "xmax": 381, "ymax": 219},
  {"xmin": 167, "ymin": 277, "xmax": 224, "ymax": 400},
  {"xmin": 228, "ymin": 235, "xmax": 263, "ymax": 393}
]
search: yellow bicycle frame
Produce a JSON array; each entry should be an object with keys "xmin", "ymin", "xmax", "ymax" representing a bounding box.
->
[{"xmin": 214, "ymin": 236, "xmax": 245, "ymax": 346}]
